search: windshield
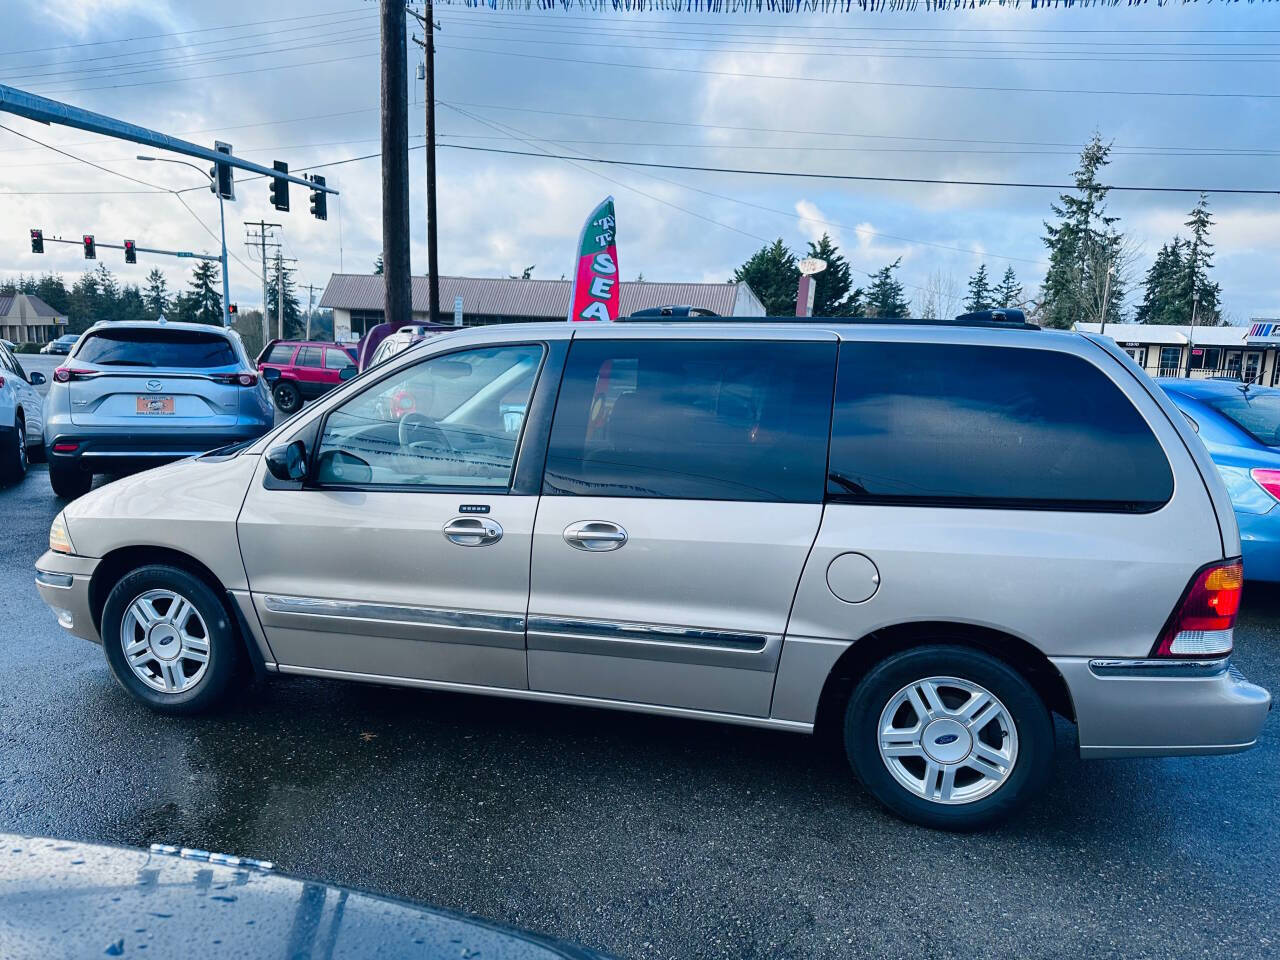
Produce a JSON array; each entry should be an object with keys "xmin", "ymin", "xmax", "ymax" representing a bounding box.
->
[
  {"xmin": 1207, "ymin": 391, "xmax": 1280, "ymax": 446},
  {"xmin": 75, "ymin": 328, "xmax": 238, "ymax": 369}
]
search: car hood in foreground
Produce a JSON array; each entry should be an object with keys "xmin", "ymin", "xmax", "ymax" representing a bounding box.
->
[{"xmin": 0, "ymin": 835, "xmax": 608, "ymax": 960}]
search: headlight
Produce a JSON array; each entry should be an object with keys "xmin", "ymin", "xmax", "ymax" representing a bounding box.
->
[{"xmin": 49, "ymin": 513, "xmax": 73, "ymax": 555}]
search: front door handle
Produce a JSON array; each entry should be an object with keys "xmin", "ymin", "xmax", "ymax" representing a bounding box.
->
[
  {"xmin": 563, "ymin": 521, "xmax": 628, "ymax": 552},
  {"xmin": 443, "ymin": 516, "xmax": 503, "ymax": 547}
]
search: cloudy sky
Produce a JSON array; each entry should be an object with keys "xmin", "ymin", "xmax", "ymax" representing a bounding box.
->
[{"xmin": 3, "ymin": 0, "xmax": 1280, "ymax": 322}]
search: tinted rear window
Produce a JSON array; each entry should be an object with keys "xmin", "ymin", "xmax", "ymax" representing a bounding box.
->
[
  {"xmin": 1206, "ymin": 391, "xmax": 1280, "ymax": 446},
  {"xmin": 827, "ymin": 342, "xmax": 1173, "ymax": 511},
  {"xmin": 545, "ymin": 339, "xmax": 837, "ymax": 502},
  {"xmin": 262, "ymin": 343, "xmax": 295, "ymax": 364},
  {"xmin": 297, "ymin": 346, "xmax": 323, "ymax": 368},
  {"xmin": 76, "ymin": 328, "xmax": 237, "ymax": 369}
]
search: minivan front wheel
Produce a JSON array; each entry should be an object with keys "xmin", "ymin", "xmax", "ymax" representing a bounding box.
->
[
  {"xmin": 844, "ymin": 645, "xmax": 1053, "ymax": 831},
  {"xmin": 101, "ymin": 564, "xmax": 240, "ymax": 714}
]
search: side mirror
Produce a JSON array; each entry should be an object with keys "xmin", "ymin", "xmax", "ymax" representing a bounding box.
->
[
  {"xmin": 28, "ymin": 372, "xmax": 46, "ymax": 386},
  {"xmin": 339, "ymin": 364, "xmax": 358, "ymax": 381},
  {"xmin": 266, "ymin": 439, "xmax": 308, "ymax": 482},
  {"xmin": 261, "ymin": 366, "xmax": 281, "ymax": 384}
]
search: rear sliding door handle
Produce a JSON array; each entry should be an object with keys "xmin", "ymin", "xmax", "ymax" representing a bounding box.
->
[
  {"xmin": 443, "ymin": 516, "xmax": 503, "ymax": 546},
  {"xmin": 563, "ymin": 521, "xmax": 628, "ymax": 552}
]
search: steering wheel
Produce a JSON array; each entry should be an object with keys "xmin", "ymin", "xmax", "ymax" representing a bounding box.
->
[{"xmin": 398, "ymin": 412, "xmax": 452, "ymax": 453}]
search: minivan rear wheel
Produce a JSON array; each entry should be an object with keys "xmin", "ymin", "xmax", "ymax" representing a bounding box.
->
[
  {"xmin": 844, "ymin": 645, "xmax": 1053, "ymax": 831},
  {"xmin": 100, "ymin": 564, "xmax": 240, "ymax": 715}
]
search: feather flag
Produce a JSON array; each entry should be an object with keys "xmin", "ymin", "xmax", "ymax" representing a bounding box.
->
[{"xmin": 567, "ymin": 196, "xmax": 620, "ymax": 323}]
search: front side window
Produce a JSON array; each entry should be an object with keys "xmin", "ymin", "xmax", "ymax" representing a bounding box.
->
[
  {"xmin": 544, "ymin": 339, "xmax": 837, "ymax": 502},
  {"xmin": 827, "ymin": 342, "xmax": 1173, "ymax": 511},
  {"xmin": 75, "ymin": 328, "xmax": 237, "ymax": 368},
  {"xmin": 314, "ymin": 344, "xmax": 544, "ymax": 488}
]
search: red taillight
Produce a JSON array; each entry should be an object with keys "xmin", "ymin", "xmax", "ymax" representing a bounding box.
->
[
  {"xmin": 1154, "ymin": 560, "xmax": 1243, "ymax": 657},
  {"xmin": 1250, "ymin": 468, "xmax": 1280, "ymax": 502},
  {"xmin": 211, "ymin": 372, "xmax": 258, "ymax": 387},
  {"xmin": 52, "ymin": 442, "xmax": 79, "ymax": 453},
  {"xmin": 53, "ymin": 367, "xmax": 92, "ymax": 383}
]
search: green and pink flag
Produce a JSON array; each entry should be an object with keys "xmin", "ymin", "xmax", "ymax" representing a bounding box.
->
[{"xmin": 567, "ymin": 196, "xmax": 619, "ymax": 323}]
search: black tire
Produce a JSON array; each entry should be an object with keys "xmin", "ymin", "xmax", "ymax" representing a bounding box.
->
[
  {"xmin": 273, "ymin": 380, "xmax": 302, "ymax": 414},
  {"xmin": 49, "ymin": 458, "xmax": 93, "ymax": 500},
  {"xmin": 0, "ymin": 416, "xmax": 27, "ymax": 485},
  {"xmin": 844, "ymin": 645, "xmax": 1053, "ymax": 831},
  {"xmin": 100, "ymin": 564, "xmax": 241, "ymax": 715}
]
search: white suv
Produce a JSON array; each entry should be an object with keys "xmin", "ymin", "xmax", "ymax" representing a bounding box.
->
[
  {"xmin": 34, "ymin": 317, "xmax": 1272, "ymax": 829},
  {"xmin": 0, "ymin": 341, "xmax": 46, "ymax": 484}
]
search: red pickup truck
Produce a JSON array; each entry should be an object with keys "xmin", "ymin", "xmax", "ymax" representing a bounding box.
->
[{"xmin": 256, "ymin": 340, "xmax": 357, "ymax": 414}]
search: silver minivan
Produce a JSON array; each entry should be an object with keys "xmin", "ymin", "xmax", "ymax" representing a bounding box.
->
[{"xmin": 34, "ymin": 318, "xmax": 1271, "ymax": 829}]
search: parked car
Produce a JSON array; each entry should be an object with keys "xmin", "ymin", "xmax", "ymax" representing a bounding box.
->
[
  {"xmin": 362, "ymin": 324, "xmax": 454, "ymax": 372},
  {"xmin": 42, "ymin": 319, "xmax": 274, "ymax": 500},
  {"xmin": 256, "ymin": 339, "xmax": 358, "ymax": 414},
  {"xmin": 0, "ymin": 339, "xmax": 46, "ymax": 483},
  {"xmin": 34, "ymin": 317, "xmax": 1270, "ymax": 830},
  {"xmin": 1158, "ymin": 377, "xmax": 1280, "ymax": 581},
  {"xmin": 0, "ymin": 834, "xmax": 610, "ymax": 959},
  {"xmin": 42, "ymin": 333, "xmax": 80, "ymax": 355}
]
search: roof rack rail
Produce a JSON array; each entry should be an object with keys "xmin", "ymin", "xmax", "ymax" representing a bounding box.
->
[{"xmin": 615, "ymin": 307, "xmax": 1038, "ymax": 330}]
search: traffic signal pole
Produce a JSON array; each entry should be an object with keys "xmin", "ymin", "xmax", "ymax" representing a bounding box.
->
[
  {"xmin": 217, "ymin": 187, "xmax": 230, "ymax": 328},
  {"xmin": 34, "ymin": 234, "xmax": 221, "ymax": 262}
]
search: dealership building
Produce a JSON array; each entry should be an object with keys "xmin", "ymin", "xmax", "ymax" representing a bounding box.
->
[
  {"xmin": 1075, "ymin": 321, "xmax": 1280, "ymax": 386},
  {"xmin": 318, "ymin": 274, "xmax": 766, "ymax": 341},
  {"xmin": 0, "ymin": 293, "xmax": 68, "ymax": 345}
]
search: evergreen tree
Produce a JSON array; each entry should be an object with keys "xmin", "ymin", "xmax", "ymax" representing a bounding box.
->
[
  {"xmin": 733, "ymin": 238, "xmax": 800, "ymax": 315},
  {"xmin": 373, "ymin": 254, "xmax": 384, "ymax": 275},
  {"xmin": 994, "ymin": 266, "xmax": 1023, "ymax": 308},
  {"xmin": 804, "ymin": 233, "xmax": 863, "ymax": 317},
  {"xmin": 34, "ymin": 274, "xmax": 71, "ymax": 316},
  {"xmin": 865, "ymin": 259, "xmax": 910, "ymax": 318},
  {"xmin": 116, "ymin": 285, "xmax": 147, "ymax": 324},
  {"xmin": 1179, "ymin": 193, "xmax": 1222, "ymax": 326},
  {"xmin": 1039, "ymin": 134, "xmax": 1127, "ymax": 329},
  {"xmin": 964, "ymin": 264, "xmax": 994, "ymax": 312},
  {"xmin": 143, "ymin": 268, "xmax": 170, "ymax": 319},
  {"xmin": 69, "ymin": 271, "xmax": 101, "ymax": 333},
  {"xmin": 176, "ymin": 260, "xmax": 223, "ymax": 326},
  {"xmin": 265, "ymin": 257, "xmax": 303, "ymax": 339},
  {"xmin": 1136, "ymin": 240, "xmax": 1188, "ymax": 325}
]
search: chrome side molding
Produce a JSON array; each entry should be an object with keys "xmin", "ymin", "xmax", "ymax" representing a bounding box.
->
[
  {"xmin": 528, "ymin": 615, "xmax": 771, "ymax": 652},
  {"xmin": 261, "ymin": 594, "xmax": 525, "ymax": 635},
  {"xmin": 1088, "ymin": 657, "xmax": 1231, "ymax": 679}
]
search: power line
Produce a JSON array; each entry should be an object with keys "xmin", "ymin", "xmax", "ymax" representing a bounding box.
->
[
  {"xmin": 434, "ymin": 142, "xmax": 1280, "ymax": 196},
  {"xmin": 0, "ymin": 6, "xmax": 372, "ymax": 57},
  {"xmin": 438, "ymin": 43, "xmax": 1280, "ymax": 101},
  {"xmin": 0, "ymin": 123, "xmax": 171, "ymax": 191}
]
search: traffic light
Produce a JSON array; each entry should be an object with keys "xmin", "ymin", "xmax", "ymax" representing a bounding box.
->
[
  {"xmin": 269, "ymin": 160, "xmax": 289, "ymax": 212},
  {"xmin": 210, "ymin": 141, "xmax": 235, "ymax": 201},
  {"xmin": 82, "ymin": 235, "xmax": 96, "ymax": 260},
  {"xmin": 308, "ymin": 174, "xmax": 327, "ymax": 221},
  {"xmin": 228, "ymin": 303, "xmax": 238, "ymax": 315},
  {"xmin": 30, "ymin": 229, "xmax": 43, "ymax": 254},
  {"xmin": 124, "ymin": 239, "xmax": 136, "ymax": 264}
]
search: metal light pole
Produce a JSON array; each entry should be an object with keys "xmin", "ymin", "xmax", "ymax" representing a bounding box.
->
[
  {"xmin": 1099, "ymin": 262, "xmax": 1116, "ymax": 336},
  {"xmin": 137, "ymin": 155, "xmax": 231, "ymax": 327},
  {"xmin": 1184, "ymin": 288, "xmax": 1201, "ymax": 379}
]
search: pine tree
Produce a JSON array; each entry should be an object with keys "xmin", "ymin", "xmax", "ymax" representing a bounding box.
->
[
  {"xmin": 1179, "ymin": 193, "xmax": 1222, "ymax": 326},
  {"xmin": 266, "ymin": 257, "xmax": 303, "ymax": 339},
  {"xmin": 143, "ymin": 269, "xmax": 170, "ymax": 319},
  {"xmin": 964, "ymin": 264, "xmax": 994, "ymax": 312},
  {"xmin": 373, "ymin": 254, "xmax": 384, "ymax": 275},
  {"xmin": 177, "ymin": 260, "xmax": 223, "ymax": 326},
  {"xmin": 1039, "ymin": 134, "xmax": 1127, "ymax": 329},
  {"xmin": 733, "ymin": 238, "xmax": 800, "ymax": 315},
  {"xmin": 1136, "ymin": 240, "xmax": 1187, "ymax": 325},
  {"xmin": 994, "ymin": 266, "xmax": 1023, "ymax": 308},
  {"xmin": 865, "ymin": 259, "xmax": 910, "ymax": 318},
  {"xmin": 805, "ymin": 233, "xmax": 863, "ymax": 317}
]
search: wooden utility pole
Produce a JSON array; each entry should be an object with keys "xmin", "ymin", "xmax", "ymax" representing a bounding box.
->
[
  {"xmin": 303, "ymin": 283, "xmax": 320, "ymax": 340},
  {"xmin": 380, "ymin": 0, "xmax": 412, "ymax": 331},
  {"xmin": 410, "ymin": 4, "xmax": 440, "ymax": 325}
]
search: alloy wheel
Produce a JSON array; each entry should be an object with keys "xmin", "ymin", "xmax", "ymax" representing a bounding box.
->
[
  {"xmin": 877, "ymin": 675, "xmax": 1018, "ymax": 805},
  {"xmin": 119, "ymin": 589, "xmax": 211, "ymax": 694}
]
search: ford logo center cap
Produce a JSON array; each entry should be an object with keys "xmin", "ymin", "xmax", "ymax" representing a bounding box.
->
[{"xmin": 934, "ymin": 734, "xmax": 960, "ymax": 745}]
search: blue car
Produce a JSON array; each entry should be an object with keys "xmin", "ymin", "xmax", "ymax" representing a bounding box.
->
[{"xmin": 1158, "ymin": 378, "xmax": 1280, "ymax": 581}]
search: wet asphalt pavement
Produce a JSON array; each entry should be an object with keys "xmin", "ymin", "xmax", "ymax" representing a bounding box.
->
[{"xmin": 1, "ymin": 466, "xmax": 1278, "ymax": 960}]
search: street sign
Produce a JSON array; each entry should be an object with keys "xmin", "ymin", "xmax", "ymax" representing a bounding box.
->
[
  {"xmin": 799, "ymin": 257, "xmax": 828, "ymax": 276},
  {"xmin": 453, "ymin": 295, "xmax": 463, "ymax": 326}
]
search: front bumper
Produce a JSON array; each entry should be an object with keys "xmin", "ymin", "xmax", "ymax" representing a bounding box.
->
[
  {"xmin": 34, "ymin": 550, "xmax": 101, "ymax": 644},
  {"xmin": 1053, "ymin": 656, "xmax": 1271, "ymax": 758},
  {"xmin": 46, "ymin": 425, "xmax": 268, "ymax": 474}
]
